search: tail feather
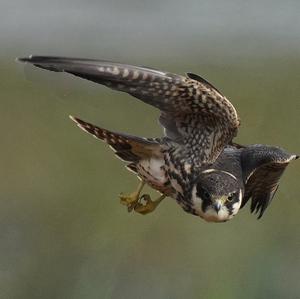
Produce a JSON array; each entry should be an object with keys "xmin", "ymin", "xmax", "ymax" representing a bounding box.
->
[{"xmin": 70, "ymin": 116, "xmax": 162, "ymax": 163}]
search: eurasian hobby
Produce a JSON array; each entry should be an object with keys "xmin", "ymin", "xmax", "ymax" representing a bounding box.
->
[{"xmin": 18, "ymin": 56, "xmax": 298, "ymax": 222}]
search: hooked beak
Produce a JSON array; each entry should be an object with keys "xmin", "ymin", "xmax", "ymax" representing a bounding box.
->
[
  {"xmin": 213, "ymin": 201, "xmax": 222, "ymax": 214},
  {"xmin": 213, "ymin": 197, "xmax": 227, "ymax": 214}
]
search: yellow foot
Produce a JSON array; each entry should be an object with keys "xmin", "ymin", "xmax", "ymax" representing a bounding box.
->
[
  {"xmin": 119, "ymin": 191, "xmax": 140, "ymax": 212},
  {"xmin": 119, "ymin": 181, "xmax": 145, "ymax": 212},
  {"xmin": 134, "ymin": 194, "xmax": 165, "ymax": 215}
]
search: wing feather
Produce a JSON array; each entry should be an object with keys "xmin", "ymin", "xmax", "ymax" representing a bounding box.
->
[
  {"xmin": 18, "ymin": 55, "xmax": 240, "ymax": 166},
  {"xmin": 241, "ymin": 145, "xmax": 298, "ymax": 218}
]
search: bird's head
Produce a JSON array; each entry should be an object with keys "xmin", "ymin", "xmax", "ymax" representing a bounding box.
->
[{"xmin": 191, "ymin": 169, "xmax": 243, "ymax": 222}]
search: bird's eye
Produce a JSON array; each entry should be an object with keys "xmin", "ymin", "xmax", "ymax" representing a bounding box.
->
[{"xmin": 227, "ymin": 193, "xmax": 235, "ymax": 202}]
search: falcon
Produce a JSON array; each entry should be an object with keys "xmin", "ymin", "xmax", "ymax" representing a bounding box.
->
[{"xmin": 18, "ymin": 56, "xmax": 298, "ymax": 222}]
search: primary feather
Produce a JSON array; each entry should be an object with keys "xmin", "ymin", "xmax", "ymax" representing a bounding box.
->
[{"xmin": 18, "ymin": 55, "xmax": 240, "ymax": 167}]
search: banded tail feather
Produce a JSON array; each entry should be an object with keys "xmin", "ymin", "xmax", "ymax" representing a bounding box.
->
[{"xmin": 69, "ymin": 116, "xmax": 162, "ymax": 163}]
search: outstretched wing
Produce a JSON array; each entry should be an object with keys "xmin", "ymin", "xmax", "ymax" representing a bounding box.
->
[
  {"xmin": 18, "ymin": 55, "xmax": 240, "ymax": 166},
  {"xmin": 241, "ymin": 145, "xmax": 298, "ymax": 219}
]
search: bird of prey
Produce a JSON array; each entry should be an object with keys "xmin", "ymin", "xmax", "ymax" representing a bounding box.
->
[{"xmin": 18, "ymin": 56, "xmax": 298, "ymax": 222}]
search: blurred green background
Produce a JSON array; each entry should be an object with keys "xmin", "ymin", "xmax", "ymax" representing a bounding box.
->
[{"xmin": 1, "ymin": 0, "xmax": 300, "ymax": 298}]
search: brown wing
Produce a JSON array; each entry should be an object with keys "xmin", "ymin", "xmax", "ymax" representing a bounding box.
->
[
  {"xmin": 241, "ymin": 145, "xmax": 298, "ymax": 219},
  {"xmin": 18, "ymin": 56, "xmax": 240, "ymax": 166}
]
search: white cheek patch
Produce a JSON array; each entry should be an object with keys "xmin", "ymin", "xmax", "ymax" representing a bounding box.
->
[
  {"xmin": 230, "ymin": 202, "xmax": 240, "ymax": 217},
  {"xmin": 191, "ymin": 186, "xmax": 205, "ymax": 217},
  {"xmin": 230, "ymin": 189, "xmax": 243, "ymax": 216}
]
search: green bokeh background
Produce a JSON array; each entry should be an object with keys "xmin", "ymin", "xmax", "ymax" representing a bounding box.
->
[{"xmin": 1, "ymin": 1, "xmax": 299, "ymax": 298}]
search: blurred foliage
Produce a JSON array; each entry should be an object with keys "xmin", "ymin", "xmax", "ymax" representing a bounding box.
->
[{"xmin": 1, "ymin": 0, "xmax": 300, "ymax": 298}]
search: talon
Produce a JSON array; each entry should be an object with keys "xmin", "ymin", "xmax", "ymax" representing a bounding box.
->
[
  {"xmin": 134, "ymin": 194, "xmax": 165, "ymax": 215},
  {"xmin": 119, "ymin": 181, "xmax": 145, "ymax": 212},
  {"xmin": 119, "ymin": 191, "xmax": 139, "ymax": 205},
  {"xmin": 119, "ymin": 181, "xmax": 165, "ymax": 215},
  {"xmin": 119, "ymin": 192, "xmax": 139, "ymax": 212}
]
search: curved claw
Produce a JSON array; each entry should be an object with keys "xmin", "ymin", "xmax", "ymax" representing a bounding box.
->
[
  {"xmin": 134, "ymin": 194, "xmax": 165, "ymax": 215},
  {"xmin": 119, "ymin": 193, "xmax": 137, "ymax": 212},
  {"xmin": 119, "ymin": 181, "xmax": 165, "ymax": 215},
  {"xmin": 119, "ymin": 191, "xmax": 139, "ymax": 205},
  {"xmin": 119, "ymin": 181, "xmax": 145, "ymax": 212}
]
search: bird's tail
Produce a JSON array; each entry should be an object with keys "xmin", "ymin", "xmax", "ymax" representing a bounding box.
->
[{"xmin": 70, "ymin": 116, "xmax": 162, "ymax": 170}]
